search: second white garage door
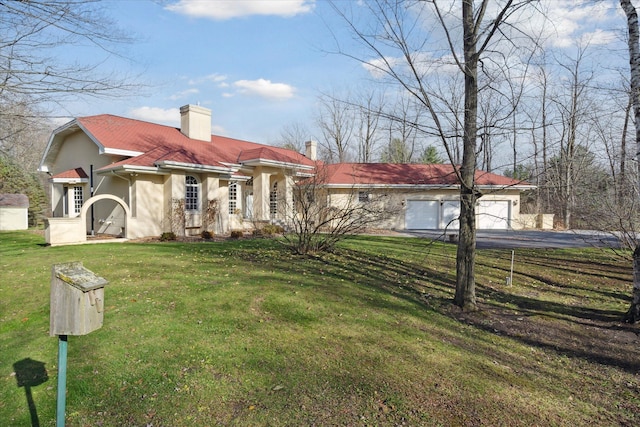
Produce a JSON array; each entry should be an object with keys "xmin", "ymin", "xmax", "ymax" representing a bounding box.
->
[
  {"xmin": 406, "ymin": 199, "xmax": 511, "ymax": 230},
  {"xmin": 405, "ymin": 200, "xmax": 439, "ymax": 229},
  {"xmin": 477, "ymin": 200, "xmax": 510, "ymax": 229}
]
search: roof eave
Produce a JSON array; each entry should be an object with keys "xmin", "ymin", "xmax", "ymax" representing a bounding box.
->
[
  {"xmin": 241, "ymin": 158, "xmax": 314, "ymax": 171},
  {"xmin": 96, "ymin": 165, "xmax": 170, "ymax": 175},
  {"xmin": 102, "ymin": 147, "xmax": 144, "ymax": 157},
  {"xmin": 50, "ymin": 177, "xmax": 90, "ymax": 184},
  {"xmin": 156, "ymin": 160, "xmax": 239, "ymax": 174},
  {"xmin": 320, "ymin": 184, "xmax": 460, "ymax": 189},
  {"xmin": 319, "ymin": 183, "xmax": 536, "ymax": 190}
]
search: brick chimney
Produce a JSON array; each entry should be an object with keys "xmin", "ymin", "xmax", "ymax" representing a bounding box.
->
[
  {"xmin": 305, "ymin": 140, "xmax": 317, "ymax": 161},
  {"xmin": 180, "ymin": 104, "xmax": 211, "ymax": 142}
]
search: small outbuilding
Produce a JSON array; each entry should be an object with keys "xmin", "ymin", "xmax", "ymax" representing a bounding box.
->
[{"xmin": 0, "ymin": 194, "xmax": 29, "ymax": 231}]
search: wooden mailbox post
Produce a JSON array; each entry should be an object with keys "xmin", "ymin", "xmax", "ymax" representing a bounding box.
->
[{"xmin": 50, "ymin": 262, "xmax": 108, "ymax": 427}]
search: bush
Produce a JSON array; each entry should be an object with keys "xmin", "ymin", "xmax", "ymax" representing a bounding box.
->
[
  {"xmin": 261, "ymin": 224, "xmax": 284, "ymax": 236},
  {"xmin": 230, "ymin": 230, "xmax": 243, "ymax": 239},
  {"xmin": 160, "ymin": 232, "xmax": 176, "ymax": 241},
  {"xmin": 201, "ymin": 230, "xmax": 213, "ymax": 239}
]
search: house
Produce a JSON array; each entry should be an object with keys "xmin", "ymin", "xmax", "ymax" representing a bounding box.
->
[
  {"xmin": 38, "ymin": 105, "xmax": 534, "ymax": 245},
  {"xmin": 319, "ymin": 163, "xmax": 535, "ymax": 231},
  {"xmin": 0, "ymin": 194, "xmax": 29, "ymax": 231}
]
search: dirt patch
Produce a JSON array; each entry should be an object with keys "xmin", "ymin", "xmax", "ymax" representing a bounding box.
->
[{"xmin": 448, "ymin": 301, "xmax": 640, "ymax": 374}]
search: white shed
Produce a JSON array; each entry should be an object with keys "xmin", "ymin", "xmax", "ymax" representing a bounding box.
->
[{"xmin": 0, "ymin": 194, "xmax": 29, "ymax": 230}]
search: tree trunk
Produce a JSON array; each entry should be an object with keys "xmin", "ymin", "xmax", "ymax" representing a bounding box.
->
[
  {"xmin": 454, "ymin": 0, "xmax": 478, "ymax": 311},
  {"xmin": 621, "ymin": 0, "xmax": 640, "ymax": 323},
  {"xmin": 625, "ymin": 246, "xmax": 640, "ymax": 322}
]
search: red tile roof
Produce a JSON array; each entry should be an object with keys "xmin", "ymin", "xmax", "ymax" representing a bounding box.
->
[
  {"xmin": 52, "ymin": 167, "xmax": 89, "ymax": 180},
  {"xmin": 76, "ymin": 115, "xmax": 315, "ymax": 170},
  {"xmin": 321, "ymin": 163, "xmax": 529, "ymax": 187}
]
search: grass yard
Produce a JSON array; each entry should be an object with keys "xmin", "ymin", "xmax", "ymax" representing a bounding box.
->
[{"xmin": 1, "ymin": 230, "xmax": 639, "ymax": 426}]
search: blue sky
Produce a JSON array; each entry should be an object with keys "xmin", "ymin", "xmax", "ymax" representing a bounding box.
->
[
  {"xmin": 62, "ymin": 0, "xmax": 364, "ymax": 144},
  {"xmin": 58, "ymin": 0, "xmax": 626, "ymax": 148}
]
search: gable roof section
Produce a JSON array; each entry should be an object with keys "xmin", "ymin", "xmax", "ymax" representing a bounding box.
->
[
  {"xmin": 320, "ymin": 163, "xmax": 533, "ymax": 189},
  {"xmin": 52, "ymin": 167, "xmax": 89, "ymax": 180},
  {"xmin": 74, "ymin": 115, "xmax": 315, "ymax": 172},
  {"xmin": 238, "ymin": 146, "xmax": 314, "ymax": 169},
  {"xmin": 50, "ymin": 167, "xmax": 90, "ymax": 183}
]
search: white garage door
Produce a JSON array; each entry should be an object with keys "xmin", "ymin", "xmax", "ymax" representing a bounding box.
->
[
  {"xmin": 477, "ymin": 200, "xmax": 510, "ymax": 229},
  {"xmin": 441, "ymin": 200, "xmax": 460, "ymax": 231},
  {"xmin": 406, "ymin": 200, "xmax": 438, "ymax": 229}
]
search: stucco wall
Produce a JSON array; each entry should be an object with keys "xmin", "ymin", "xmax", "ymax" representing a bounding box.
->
[
  {"xmin": 326, "ymin": 187, "xmax": 525, "ymax": 230},
  {"xmin": 49, "ymin": 130, "xmax": 129, "ymax": 231},
  {"xmin": 0, "ymin": 207, "xmax": 28, "ymax": 230},
  {"xmin": 128, "ymin": 175, "xmax": 166, "ymax": 238},
  {"xmin": 45, "ymin": 217, "xmax": 86, "ymax": 245}
]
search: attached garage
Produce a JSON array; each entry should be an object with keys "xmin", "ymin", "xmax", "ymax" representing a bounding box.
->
[
  {"xmin": 405, "ymin": 198, "xmax": 511, "ymax": 230},
  {"xmin": 321, "ymin": 163, "xmax": 535, "ymax": 231},
  {"xmin": 477, "ymin": 200, "xmax": 510, "ymax": 230}
]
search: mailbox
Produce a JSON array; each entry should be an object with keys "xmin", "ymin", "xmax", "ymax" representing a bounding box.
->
[{"xmin": 50, "ymin": 262, "xmax": 108, "ymax": 336}]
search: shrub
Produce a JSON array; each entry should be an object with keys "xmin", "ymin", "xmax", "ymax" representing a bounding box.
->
[
  {"xmin": 160, "ymin": 232, "xmax": 176, "ymax": 241},
  {"xmin": 261, "ymin": 224, "xmax": 284, "ymax": 235},
  {"xmin": 201, "ymin": 230, "xmax": 213, "ymax": 239},
  {"xmin": 230, "ymin": 230, "xmax": 243, "ymax": 239}
]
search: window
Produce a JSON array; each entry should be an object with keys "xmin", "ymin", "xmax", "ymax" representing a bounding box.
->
[
  {"xmin": 358, "ymin": 191, "xmax": 370, "ymax": 203},
  {"xmin": 270, "ymin": 182, "xmax": 278, "ymax": 218},
  {"xmin": 73, "ymin": 186, "xmax": 84, "ymax": 214},
  {"xmin": 229, "ymin": 182, "xmax": 237, "ymax": 213},
  {"xmin": 185, "ymin": 175, "xmax": 199, "ymax": 211}
]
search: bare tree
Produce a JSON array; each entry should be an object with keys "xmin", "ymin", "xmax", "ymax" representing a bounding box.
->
[
  {"xmin": 316, "ymin": 92, "xmax": 355, "ymax": 163},
  {"xmin": 330, "ymin": 0, "xmax": 539, "ymax": 310},
  {"xmin": 525, "ymin": 60, "xmax": 553, "ymax": 214},
  {"xmin": 620, "ymin": 0, "xmax": 640, "ymax": 323},
  {"xmin": 550, "ymin": 45, "xmax": 595, "ymax": 229},
  {"xmin": 0, "ymin": 99, "xmax": 53, "ymax": 171},
  {"xmin": 278, "ymin": 121, "xmax": 312, "ymax": 153},
  {"xmin": 353, "ymin": 89, "xmax": 385, "ymax": 163},
  {"xmin": 279, "ymin": 164, "xmax": 400, "ymax": 254},
  {"xmin": 382, "ymin": 93, "xmax": 423, "ymax": 162},
  {"xmin": 0, "ymin": 1, "xmax": 136, "ymax": 111}
]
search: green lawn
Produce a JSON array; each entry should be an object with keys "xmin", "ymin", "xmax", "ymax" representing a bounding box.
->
[{"xmin": 1, "ymin": 230, "xmax": 638, "ymax": 426}]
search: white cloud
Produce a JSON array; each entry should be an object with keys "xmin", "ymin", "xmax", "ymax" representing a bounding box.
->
[
  {"xmin": 129, "ymin": 107, "xmax": 181, "ymax": 126},
  {"xmin": 188, "ymin": 73, "xmax": 228, "ymax": 86},
  {"xmin": 540, "ymin": 0, "xmax": 619, "ymax": 48},
  {"xmin": 580, "ymin": 29, "xmax": 618, "ymax": 47},
  {"xmin": 362, "ymin": 57, "xmax": 402, "ymax": 79},
  {"xmin": 166, "ymin": 0, "xmax": 315, "ymax": 20},
  {"xmin": 363, "ymin": 52, "xmax": 458, "ymax": 80},
  {"xmin": 233, "ymin": 79, "xmax": 295, "ymax": 99},
  {"xmin": 205, "ymin": 73, "xmax": 228, "ymax": 83},
  {"xmin": 168, "ymin": 88, "xmax": 200, "ymax": 100}
]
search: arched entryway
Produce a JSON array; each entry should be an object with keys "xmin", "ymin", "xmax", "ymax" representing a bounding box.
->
[{"xmin": 80, "ymin": 194, "xmax": 131, "ymax": 239}]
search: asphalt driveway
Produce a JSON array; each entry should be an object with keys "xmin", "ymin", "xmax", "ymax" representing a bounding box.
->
[{"xmin": 399, "ymin": 229, "xmax": 623, "ymax": 249}]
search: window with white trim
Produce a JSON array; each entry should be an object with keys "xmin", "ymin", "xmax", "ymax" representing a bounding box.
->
[
  {"xmin": 229, "ymin": 182, "xmax": 237, "ymax": 213},
  {"xmin": 270, "ymin": 182, "xmax": 278, "ymax": 218},
  {"xmin": 73, "ymin": 186, "xmax": 84, "ymax": 214},
  {"xmin": 185, "ymin": 175, "xmax": 199, "ymax": 211}
]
